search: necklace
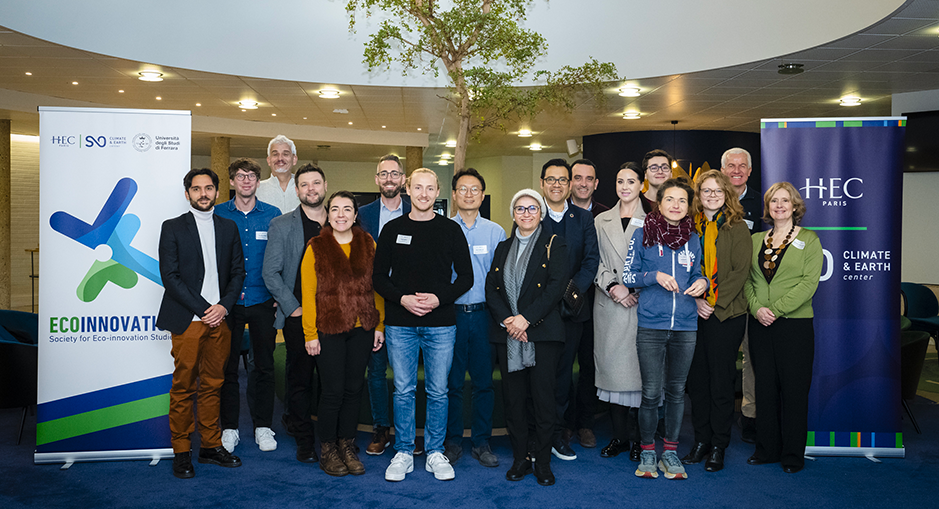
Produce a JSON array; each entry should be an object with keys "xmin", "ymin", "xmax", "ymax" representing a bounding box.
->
[{"xmin": 763, "ymin": 224, "xmax": 795, "ymax": 270}]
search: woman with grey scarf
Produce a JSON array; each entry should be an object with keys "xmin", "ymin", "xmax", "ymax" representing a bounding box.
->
[{"xmin": 486, "ymin": 189, "xmax": 569, "ymax": 486}]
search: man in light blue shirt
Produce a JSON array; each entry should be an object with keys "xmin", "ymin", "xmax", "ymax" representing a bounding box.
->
[{"xmin": 444, "ymin": 168, "xmax": 506, "ymax": 467}]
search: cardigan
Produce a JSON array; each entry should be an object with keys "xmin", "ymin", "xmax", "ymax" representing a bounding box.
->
[
  {"xmin": 708, "ymin": 219, "xmax": 753, "ymax": 322},
  {"xmin": 744, "ymin": 227, "xmax": 823, "ymax": 319}
]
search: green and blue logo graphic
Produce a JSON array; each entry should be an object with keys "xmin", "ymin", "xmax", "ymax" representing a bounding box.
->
[{"xmin": 50, "ymin": 178, "xmax": 163, "ymax": 302}]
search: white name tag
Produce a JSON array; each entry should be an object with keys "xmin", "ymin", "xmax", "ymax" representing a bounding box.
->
[
  {"xmin": 630, "ymin": 217, "xmax": 645, "ymax": 228},
  {"xmin": 473, "ymin": 244, "xmax": 488, "ymax": 255},
  {"xmin": 744, "ymin": 219, "xmax": 754, "ymax": 230},
  {"xmin": 396, "ymin": 234, "xmax": 412, "ymax": 245},
  {"xmin": 255, "ymin": 231, "xmax": 268, "ymax": 241},
  {"xmin": 792, "ymin": 239, "xmax": 805, "ymax": 250}
]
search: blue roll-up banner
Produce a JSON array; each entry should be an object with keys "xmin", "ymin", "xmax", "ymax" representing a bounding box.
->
[{"xmin": 760, "ymin": 117, "xmax": 905, "ymax": 458}]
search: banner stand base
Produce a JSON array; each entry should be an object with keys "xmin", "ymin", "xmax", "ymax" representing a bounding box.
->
[
  {"xmin": 35, "ymin": 448, "xmax": 174, "ymax": 465},
  {"xmin": 805, "ymin": 446, "xmax": 905, "ymax": 459}
]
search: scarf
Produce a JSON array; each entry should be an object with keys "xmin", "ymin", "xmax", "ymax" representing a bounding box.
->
[
  {"xmin": 642, "ymin": 208, "xmax": 694, "ymax": 250},
  {"xmin": 504, "ymin": 225, "xmax": 541, "ymax": 372},
  {"xmin": 694, "ymin": 210, "xmax": 725, "ymax": 307}
]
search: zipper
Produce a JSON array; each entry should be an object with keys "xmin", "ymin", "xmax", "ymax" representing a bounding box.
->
[{"xmin": 670, "ymin": 248, "xmax": 676, "ymax": 329}]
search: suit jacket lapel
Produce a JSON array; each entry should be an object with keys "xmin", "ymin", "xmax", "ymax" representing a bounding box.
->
[
  {"xmin": 518, "ymin": 230, "xmax": 549, "ymax": 298},
  {"xmin": 184, "ymin": 212, "xmax": 205, "ymax": 273}
]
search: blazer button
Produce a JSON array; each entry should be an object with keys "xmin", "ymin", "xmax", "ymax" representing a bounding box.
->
[
  {"xmin": 537, "ymin": 283, "xmax": 541, "ymax": 288},
  {"xmin": 495, "ymin": 267, "xmax": 499, "ymax": 271},
  {"xmin": 542, "ymin": 263, "xmax": 546, "ymax": 268}
]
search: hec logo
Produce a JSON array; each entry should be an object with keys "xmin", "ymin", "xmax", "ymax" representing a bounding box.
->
[
  {"xmin": 50, "ymin": 135, "xmax": 109, "ymax": 148},
  {"xmin": 51, "ymin": 135, "xmax": 77, "ymax": 147},
  {"xmin": 50, "ymin": 178, "xmax": 163, "ymax": 302}
]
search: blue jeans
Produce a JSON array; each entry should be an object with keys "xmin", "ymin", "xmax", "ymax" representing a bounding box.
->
[
  {"xmin": 636, "ymin": 327, "xmax": 696, "ymax": 445},
  {"xmin": 446, "ymin": 305, "xmax": 494, "ymax": 447},
  {"xmin": 367, "ymin": 345, "xmax": 391, "ymax": 429},
  {"xmin": 385, "ymin": 325, "xmax": 457, "ymax": 455}
]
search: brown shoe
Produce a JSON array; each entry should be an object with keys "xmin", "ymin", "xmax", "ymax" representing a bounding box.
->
[
  {"xmin": 339, "ymin": 438, "xmax": 366, "ymax": 475},
  {"xmin": 320, "ymin": 441, "xmax": 348, "ymax": 477},
  {"xmin": 578, "ymin": 428, "xmax": 597, "ymax": 448},
  {"xmin": 366, "ymin": 427, "xmax": 391, "ymax": 456}
]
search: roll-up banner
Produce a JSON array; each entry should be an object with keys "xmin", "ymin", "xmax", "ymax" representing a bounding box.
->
[
  {"xmin": 760, "ymin": 117, "xmax": 905, "ymax": 458},
  {"xmin": 37, "ymin": 107, "xmax": 191, "ymax": 464}
]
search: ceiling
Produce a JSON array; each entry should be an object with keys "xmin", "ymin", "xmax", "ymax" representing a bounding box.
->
[{"xmin": 1, "ymin": 0, "xmax": 938, "ymax": 164}]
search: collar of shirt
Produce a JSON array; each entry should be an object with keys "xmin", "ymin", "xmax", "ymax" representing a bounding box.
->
[
  {"xmin": 547, "ymin": 200, "xmax": 569, "ymax": 223},
  {"xmin": 380, "ymin": 197, "xmax": 404, "ymax": 214},
  {"xmin": 453, "ymin": 211, "xmax": 479, "ymax": 231}
]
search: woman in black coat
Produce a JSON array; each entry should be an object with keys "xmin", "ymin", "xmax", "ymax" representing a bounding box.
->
[{"xmin": 486, "ymin": 189, "xmax": 569, "ymax": 486}]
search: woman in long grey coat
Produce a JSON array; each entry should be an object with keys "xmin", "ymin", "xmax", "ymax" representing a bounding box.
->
[{"xmin": 593, "ymin": 162, "xmax": 651, "ymax": 461}]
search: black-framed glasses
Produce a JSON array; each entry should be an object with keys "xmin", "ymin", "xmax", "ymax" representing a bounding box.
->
[
  {"xmin": 457, "ymin": 186, "xmax": 481, "ymax": 196},
  {"xmin": 377, "ymin": 170, "xmax": 402, "ymax": 179},
  {"xmin": 542, "ymin": 176, "xmax": 569, "ymax": 185},
  {"xmin": 647, "ymin": 164, "xmax": 671, "ymax": 173},
  {"xmin": 233, "ymin": 173, "xmax": 258, "ymax": 182},
  {"xmin": 514, "ymin": 205, "xmax": 540, "ymax": 215}
]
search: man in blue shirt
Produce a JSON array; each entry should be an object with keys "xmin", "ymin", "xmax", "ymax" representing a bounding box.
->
[
  {"xmin": 215, "ymin": 158, "xmax": 282, "ymax": 454},
  {"xmin": 444, "ymin": 168, "xmax": 506, "ymax": 468}
]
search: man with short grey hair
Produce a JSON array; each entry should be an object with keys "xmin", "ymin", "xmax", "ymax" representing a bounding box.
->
[{"xmin": 256, "ymin": 135, "xmax": 301, "ymax": 214}]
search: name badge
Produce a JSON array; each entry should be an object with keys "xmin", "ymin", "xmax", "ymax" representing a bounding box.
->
[
  {"xmin": 396, "ymin": 234, "xmax": 412, "ymax": 245},
  {"xmin": 792, "ymin": 239, "xmax": 805, "ymax": 250},
  {"xmin": 256, "ymin": 231, "xmax": 268, "ymax": 241},
  {"xmin": 473, "ymin": 244, "xmax": 488, "ymax": 255},
  {"xmin": 629, "ymin": 217, "xmax": 645, "ymax": 228},
  {"xmin": 744, "ymin": 219, "xmax": 754, "ymax": 230},
  {"xmin": 677, "ymin": 248, "xmax": 695, "ymax": 272}
]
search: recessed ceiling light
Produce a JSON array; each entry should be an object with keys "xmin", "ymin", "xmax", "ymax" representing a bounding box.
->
[
  {"xmin": 445, "ymin": 140, "xmax": 457, "ymax": 147},
  {"xmin": 138, "ymin": 71, "xmax": 164, "ymax": 82},
  {"xmin": 155, "ymin": 96, "xmax": 162, "ymax": 100},
  {"xmin": 72, "ymin": 81, "xmax": 78, "ymax": 85},
  {"xmin": 24, "ymin": 72, "xmax": 31, "ymax": 76},
  {"xmin": 303, "ymin": 117, "xmax": 307, "ymax": 120},
  {"xmin": 623, "ymin": 111, "xmax": 641, "ymax": 119},
  {"xmin": 118, "ymin": 89, "xmax": 124, "ymax": 93},
  {"xmin": 840, "ymin": 96, "xmax": 862, "ymax": 107},
  {"xmin": 529, "ymin": 143, "xmax": 542, "ymax": 151},
  {"xmin": 348, "ymin": 121, "xmax": 353, "ymax": 125},
  {"xmin": 238, "ymin": 100, "xmax": 258, "ymax": 109},
  {"xmin": 440, "ymin": 153, "xmax": 452, "ymax": 159},
  {"xmin": 777, "ymin": 63, "xmax": 805, "ymax": 75},
  {"xmin": 318, "ymin": 88, "xmax": 340, "ymax": 99},
  {"xmin": 333, "ymin": 108, "xmax": 349, "ymax": 114},
  {"xmin": 271, "ymin": 113, "xmax": 276, "ymax": 116},
  {"xmin": 518, "ymin": 129, "xmax": 532, "ymax": 137},
  {"xmin": 382, "ymin": 125, "xmax": 386, "ymax": 128},
  {"xmin": 618, "ymin": 86, "xmax": 640, "ymax": 97},
  {"xmin": 195, "ymin": 103, "xmax": 201, "ymax": 106},
  {"xmin": 438, "ymin": 160, "xmax": 448, "ymax": 166},
  {"xmin": 241, "ymin": 109, "xmax": 247, "ymax": 112},
  {"xmin": 417, "ymin": 128, "xmax": 422, "ymax": 131}
]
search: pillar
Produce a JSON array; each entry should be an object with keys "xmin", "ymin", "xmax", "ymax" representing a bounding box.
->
[
  {"xmin": 211, "ymin": 136, "xmax": 231, "ymax": 203},
  {"xmin": 406, "ymin": 146, "xmax": 423, "ymax": 175},
  {"xmin": 0, "ymin": 120, "xmax": 10, "ymax": 309}
]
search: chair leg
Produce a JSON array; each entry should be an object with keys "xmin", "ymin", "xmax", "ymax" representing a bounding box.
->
[
  {"xmin": 902, "ymin": 399, "xmax": 922, "ymax": 434},
  {"xmin": 17, "ymin": 406, "xmax": 27, "ymax": 446}
]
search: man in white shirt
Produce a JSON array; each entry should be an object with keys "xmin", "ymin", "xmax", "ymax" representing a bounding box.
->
[{"xmin": 256, "ymin": 135, "xmax": 301, "ymax": 214}]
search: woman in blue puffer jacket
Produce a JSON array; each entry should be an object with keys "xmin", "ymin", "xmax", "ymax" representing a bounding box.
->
[{"xmin": 622, "ymin": 178, "xmax": 708, "ymax": 481}]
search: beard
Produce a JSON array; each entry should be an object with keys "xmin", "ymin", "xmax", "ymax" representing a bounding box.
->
[
  {"xmin": 380, "ymin": 183, "xmax": 403, "ymax": 199},
  {"xmin": 300, "ymin": 192, "xmax": 324, "ymax": 208},
  {"xmin": 190, "ymin": 197, "xmax": 214, "ymax": 212}
]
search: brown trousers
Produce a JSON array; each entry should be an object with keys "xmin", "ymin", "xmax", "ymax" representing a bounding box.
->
[{"xmin": 169, "ymin": 320, "xmax": 230, "ymax": 453}]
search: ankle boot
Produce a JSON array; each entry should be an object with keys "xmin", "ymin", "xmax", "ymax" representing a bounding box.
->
[
  {"xmin": 320, "ymin": 441, "xmax": 349, "ymax": 477},
  {"xmin": 339, "ymin": 438, "xmax": 365, "ymax": 475}
]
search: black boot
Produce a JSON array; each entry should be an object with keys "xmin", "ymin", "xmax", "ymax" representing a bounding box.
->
[{"xmin": 534, "ymin": 460, "xmax": 555, "ymax": 486}]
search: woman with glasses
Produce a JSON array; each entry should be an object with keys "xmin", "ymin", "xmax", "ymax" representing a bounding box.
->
[
  {"xmin": 486, "ymin": 189, "xmax": 569, "ymax": 486},
  {"xmin": 641, "ymin": 149, "xmax": 675, "ymax": 204},
  {"xmin": 681, "ymin": 170, "xmax": 752, "ymax": 473},
  {"xmin": 623, "ymin": 178, "xmax": 708, "ymax": 480}
]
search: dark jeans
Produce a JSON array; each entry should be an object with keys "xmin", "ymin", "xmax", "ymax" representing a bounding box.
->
[
  {"xmin": 317, "ymin": 327, "xmax": 373, "ymax": 442},
  {"xmin": 283, "ymin": 315, "xmax": 318, "ymax": 441},
  {"xmin": 687, "ymin": 313, "xmax": 746, "ymax": 448},
  {"xmin": 749, "ymin": 316, "xmax": 814, "ymax": 469},
  {"xmin": 220, "ymin": 299, "xmax": 277, "ymax": 430},
  {"xmin": 446, "ymin": 305, "xmax": 495, "ymax": 447},
  {"xmin": 636, "ymin": 327, "xmax": 696, "ymax": 445},
  {"xmin": 554, "ymin": 319, "xmax": 583, "ymax": 436},
  {"xmin": 366, "ymin": 344, "xmax": 391, "ymax": 429},
  {"xmin": 498, "ymin": 341, "xmax": 563, "ymax": 464}
]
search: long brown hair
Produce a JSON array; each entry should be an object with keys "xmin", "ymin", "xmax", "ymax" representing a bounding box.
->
[{"xmin": 692, "ymin": 170, "xmax": 744, "ymax": 227}]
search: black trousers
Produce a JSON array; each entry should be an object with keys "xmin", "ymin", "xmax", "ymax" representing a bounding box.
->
[
  {"xmin": 499, "ymin": 341, "xmax": 562, "ymax": 464},
  {"xmin": 317, "ymin": 327, "xmax": 373, "ymax": 442},
  {"xmin": 748, "ymin": 315, "xmax": 814, "ymax": 469},
  {"xmin": 687, "ymin": 313, "xmax": 746, "ymax": 448},
  {"xmin": 565, "ymin": 318, "xmax": 598, "ymax": 430},
  {"xmin": 283, "ymin": 315, "xmax": 319, "ymax": 442},
  {"xmin": 220, "ymin": 299, "xmax": 277, "ymax": 430},
  {"xmin": 554, "ymin": 319, "xmax": 583, "ymax": 436}
]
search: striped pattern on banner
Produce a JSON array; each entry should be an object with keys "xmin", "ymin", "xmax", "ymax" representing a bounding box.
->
[
  {"xmin": 807, "ymin": 431, "xmax": 903, "ymax": 448},
  {"xmin": 761, "ymin": 119, "xmax": 906, "ymax": 129}
]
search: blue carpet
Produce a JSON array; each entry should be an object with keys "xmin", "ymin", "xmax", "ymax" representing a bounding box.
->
[{"xmin": 2, "ymin": 386, "xmax": 936, "ymax": 508}]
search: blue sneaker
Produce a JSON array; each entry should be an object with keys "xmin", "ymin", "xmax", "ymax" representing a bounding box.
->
[
  {"xmin": 659, "ymin": 450, "xmax": 688, "ymax": 480},
  {"xmin": 635, "ymin": 450, "xmax": 658, "ymax": 479}
]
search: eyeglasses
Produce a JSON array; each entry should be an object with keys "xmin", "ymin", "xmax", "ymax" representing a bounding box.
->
[
  {"xmin": 700, "ymin": 188, "xmax": 724, "ymax": 196},
  {"xmin": 647, "ymin": 164, "xmax": 671, "ymax": 173},
  {"xmin": 233, "ymin": 173, "xmax": 258, "ymax": 182},
  {"xmin": 377, "ymin": 170, "xmax": 402, "ymax": 179},
  {"xmin": 514, "ymin": 205, "xmax": 540, "ymax": 215},
  {"xmin": 542, "ymin": 176, "xmax": 569, "ymax": 185},
  {"xmin": 457, "ymin": 186, "xmax": 481, "ymax": 196}
]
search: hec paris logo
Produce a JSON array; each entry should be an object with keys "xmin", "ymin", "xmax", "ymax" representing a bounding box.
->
[
  {"xmin": 133, "ymin": 133, "xmax": 152, "ymax": 152},
  {"xmin": 50, "ymin": 178, "xmax": 163, "ymax": 302}
]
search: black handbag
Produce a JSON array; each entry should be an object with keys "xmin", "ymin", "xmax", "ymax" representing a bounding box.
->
[{"xmin": 546, "ymin": 234, "xmax": 584, "ymax": 319}]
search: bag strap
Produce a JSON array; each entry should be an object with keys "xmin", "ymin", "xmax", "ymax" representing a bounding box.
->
[{"xmin": 546, "ymin": 234, "xmax": 557, "ymax": 260}]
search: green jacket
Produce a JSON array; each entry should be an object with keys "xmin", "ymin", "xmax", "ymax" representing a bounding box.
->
[
  {"xmin": 709, "ymin": 220, "xmax": 753, "ymax": 322},
  {"xmin": 745, "ymin": 228, "xmax": 823, "ymax": 319}
]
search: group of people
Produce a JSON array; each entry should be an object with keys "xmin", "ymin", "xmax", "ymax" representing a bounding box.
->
[{"xmin": 156, "ymin": 136, "xmax": 822, "ymax": 485}]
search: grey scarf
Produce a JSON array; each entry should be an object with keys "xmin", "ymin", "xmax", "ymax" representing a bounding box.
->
[{"xmin": 504, "ymin": 225, "xmax": 541, "ymax": 372}]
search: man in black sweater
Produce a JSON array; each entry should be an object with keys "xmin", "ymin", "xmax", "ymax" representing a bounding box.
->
[{"xmin": 373, "ymin": 168, "xmax": 474, "ymax": 482}]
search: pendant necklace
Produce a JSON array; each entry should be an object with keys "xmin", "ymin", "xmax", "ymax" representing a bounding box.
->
[{"xmin": 763, "ymin": 224, "xmax": 795, "ymax": 270}]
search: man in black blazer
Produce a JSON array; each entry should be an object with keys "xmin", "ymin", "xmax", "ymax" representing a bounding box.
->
[{"xmin": 157, "ymin": 168, "xmax": 245, "ymax": 479}]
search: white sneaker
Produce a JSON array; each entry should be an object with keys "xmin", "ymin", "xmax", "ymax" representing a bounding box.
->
[
  {"xmin": 425, "ymin": 451, "xmax": 455, "ymax": 481},
  {"xmin": 255, "ymin": 427, "xmax": 277, "ymax": 452},
  {"xmin": 221, "ymin": 429, "xmax": 239, "ymax": 453},
  {"xmin": 385, "ymin": 452, "xmax": 414, "ymax": 482}
]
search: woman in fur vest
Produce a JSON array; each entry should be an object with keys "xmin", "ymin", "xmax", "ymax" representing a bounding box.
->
[{"xmin": 301, "ymin": 190, "xmax": 385, "ymax": 477}]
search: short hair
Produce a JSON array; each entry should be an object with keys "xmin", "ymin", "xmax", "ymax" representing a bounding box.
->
[
  {"xmin": 294, "ymin": 163, "xmax": 326, "ymax": 187},
  {"xmin": 692, "ymin": 170, "xmax": 745, "ymax": 226},
  {"xmin": 655, "ymin": 178, "xmax": 694, "ymax": 205},
  {"xmin": 228, "ymin": 157, "xmax": 261, "ymax": 180},
  {"xmin": 541, "ymin": 158, "xmax": 571, "ymax": 179},
  {"xmin": 407, "ymin": 168, "xmax": 440, "ymax": 189},
  {"xmin": 377, "ymin": 154, "xmax": 403, "ymax": 173},
  {"xmin": 268, "ymin": 135, "xmax": 297, "ymax": 157},
  {"xmin": 762, "ymin": 182, "xmax": 807, "ymax": 226},
  {"xmin": 721, "ymin": 147, "xmax": 752, "ymax": 169},
  {"xmin": 571, "ymin": 158, "xmax": 597, "ymax": 176},
  {"xmin": 325, "ymin": 190, "xmax": 360, "ymax": 226},
  {"xmin": 642, "ymin": 149, "xmax": 674, "ymax": 171},
  {"xmin": 451, "ymin": 167, "xmax": 486, "ymax": 192},
  {"xmin": 184, "ymin": 168, "xmax": 218, "ymax": 190},
  {"xmin": 619, "ymin": 161, "xmax": 645, "ymax": 183}
]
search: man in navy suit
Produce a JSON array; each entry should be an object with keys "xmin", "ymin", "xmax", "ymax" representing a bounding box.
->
[
  {"xmin": 358, "ymin": 154, "xmax": 413, "ymax": 456},
  {"xmin": 157, "ymin": 168, "xmax": 245, "ymax": 479},
  {"xmin": 539, "ymin": 158, "xmax": 600, "ymax": 461}
]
